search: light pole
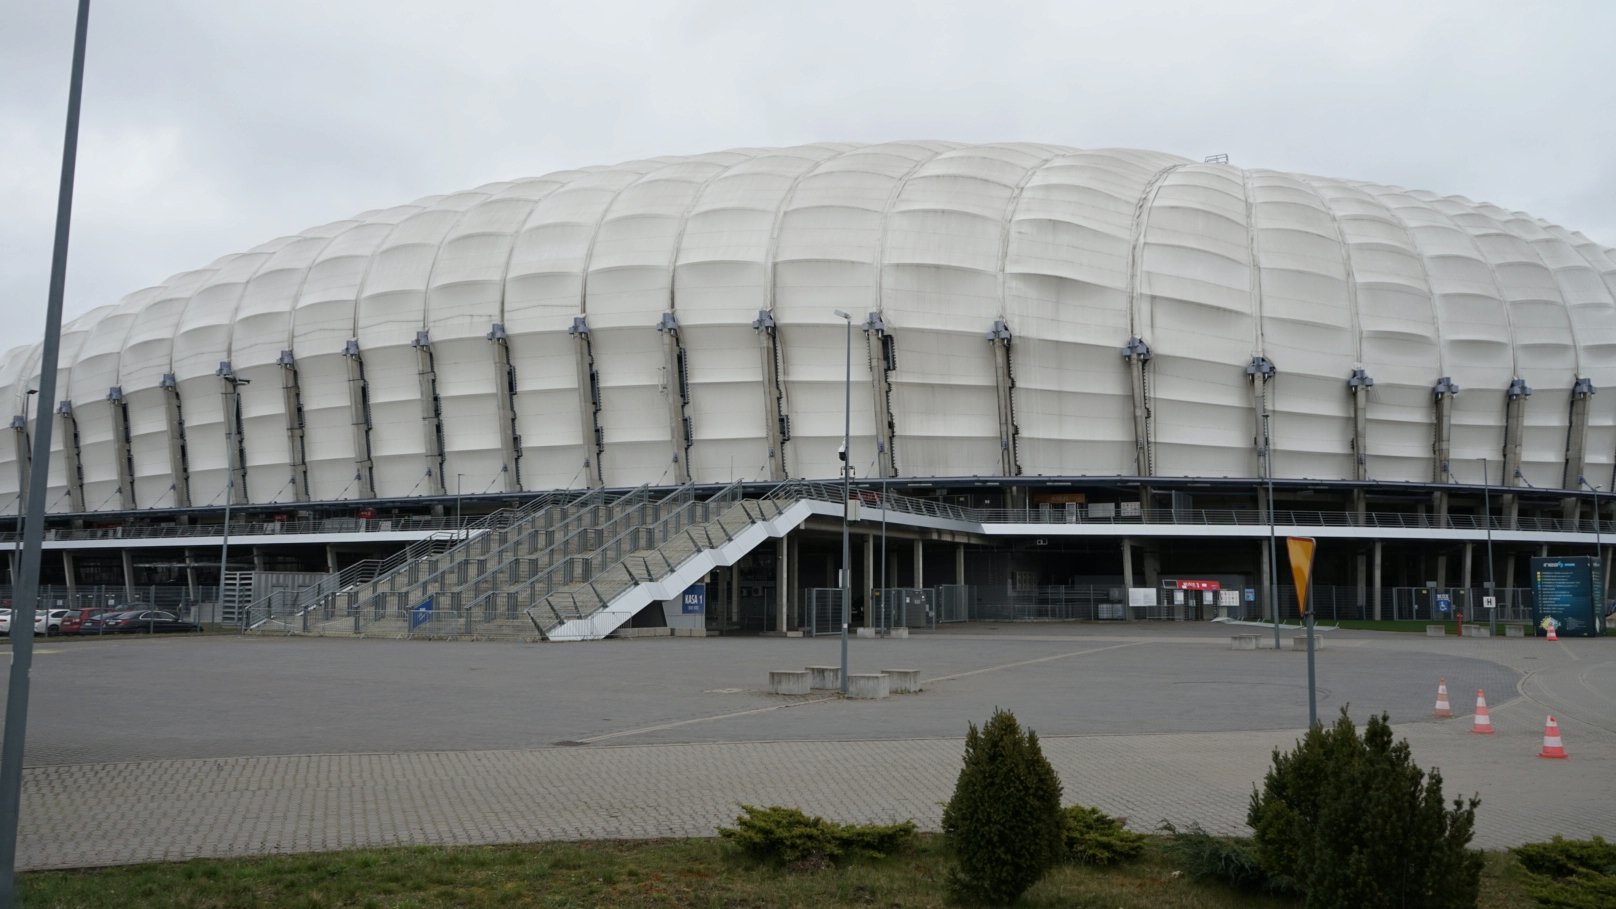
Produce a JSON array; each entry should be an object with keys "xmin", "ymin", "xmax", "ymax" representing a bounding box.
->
[
  {"xmin": 880, "ymin": 470, "xmax": 887, "ymax": 635},
  {"xmin": 1580, "ymin": 476, "xmax": 1603, "ymax": 618},
  {"xmin": 456, "ymin": 473, "xmax": 464, "ymax": 540},
  {"xmin": 834, "ymin": 309, "xmax": 852, "ymax": 695},
  {"xmin": 1264, "ymin": 413, "xmax": 1280, "ymax": 650},
  {"xmin": 1480, "ymin": 458, "xmax": 1495, "ymax": 637},
  {"xmin": 218, "ymin": 375, "xmax": 249, "ymax": 628}
]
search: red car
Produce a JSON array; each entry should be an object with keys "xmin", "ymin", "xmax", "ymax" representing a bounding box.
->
[{"xmin": 58, "ymin": 608, "xmax": 113, "ymax": 635}]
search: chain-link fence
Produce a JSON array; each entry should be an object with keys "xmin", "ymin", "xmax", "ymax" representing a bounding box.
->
[{"xmin": 871, "ymin": 587, "xmax": 935, "ymax": 631}]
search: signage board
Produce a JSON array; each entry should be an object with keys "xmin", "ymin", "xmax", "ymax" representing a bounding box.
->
[
  {"xmin": 1436, "ymin": 594, "xmax": 1452, "ymax": 615},
  {"xmin": 1530, "ymin": 557, "xmax": 1605, "ymax": 637},
  {"xmin": 681, "ymin": 583, "xmax": 706, "ymax": 615},
  {"xmin": 1482, "ymin": 596, "xmax": 1497, "ymax": 610}
]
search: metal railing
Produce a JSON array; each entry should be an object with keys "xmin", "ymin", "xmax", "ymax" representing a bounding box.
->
[
  {"xmin": 2, "ymin": 512, "xmax": 474, "ymax": 545},
  {"xmin": 528, "ymin": 482, "xmax": 749, "ymax": 635}
]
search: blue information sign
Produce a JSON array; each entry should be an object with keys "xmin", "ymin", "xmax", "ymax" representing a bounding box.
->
[
  {"xmin": 410, "ymin": 596, "xmax": 434, "ymax": 631},
  {"xmin": 1530, "ymin": 557, "xmax": 1605, "ymax": 637},
  {"xmin": 681, "ymin": 583, "xmax": 706, "ymax": 615},
  {"xmin": 1436, "ymin": 594, "xmax": 1452, "ymax": 615}
]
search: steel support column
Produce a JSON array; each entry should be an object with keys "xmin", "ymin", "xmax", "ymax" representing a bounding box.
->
[
  {"xmin": 987, "ymin": 319, "xmax": 1019, "ymax": 478},
  {"xmin": 1121, "ymin": 337, "xmax": 1152, "ymax": 477},
  {"xmin": 53, "ymin": 401, "xmax": 84, "ymax": 513},
  {"xmin": 655, "ymin": 313, "xmax": 692, "ymax": 485},
  {"xmin": 862, "ymin": 312, "xmax": 896, "ymax": 478},
  {"xmin": 159, "ymin": 373, "xmax": 191, "ymax": 507},
  {"xmin": 752, "ymin": 311, "xmax": 788, "ymax": 481},
  {"xmin": 569, "ymin": 317, "xmax": 603, "ymax": 488},
  {"xmin": 1349, "ymin": 367, "xmax": 1374, "ymax": 518},
  {"xmin": 486, "ymin": 324, "xmax": 522, "ymax": 492},
  {"xmin": 107, "ymin": 386, "xmax": 134, "ymax": 509},
  {"xmin": 216, "ymin": 363, "xmax": 248, "ymax": 505},
  {"xmin": 411, "ymin": 332, "xmax": 447, "ymax": 496},
  {"xmin": 276, "ymin": 351, "xmax": 309, "ymax": 501},
  {"xmin": 1503, "ymin": 377, "xmax": 1531, "ymax": 523},
  {"xmin": 342, "ymin": 339, "xmax": 376, "ymax": 499},
  {"xmin": 1563, "ymin": 377, "xmax": 1596, "ymax": 521}
]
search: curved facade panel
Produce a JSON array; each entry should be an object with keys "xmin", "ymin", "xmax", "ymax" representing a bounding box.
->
[{"xmin": 8, "ymin": 142, "xmax": 1616, "ymax": 512}]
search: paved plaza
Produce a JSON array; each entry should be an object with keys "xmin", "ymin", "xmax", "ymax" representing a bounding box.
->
[{"xmin": 4, "ymin": 623, "xmax": 1613, "ymax": 870}]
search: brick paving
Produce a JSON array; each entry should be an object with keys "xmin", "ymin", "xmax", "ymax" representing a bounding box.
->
[{"xmin": 6, "ymin": 627, "xmax": 1614, "ymax": 870}]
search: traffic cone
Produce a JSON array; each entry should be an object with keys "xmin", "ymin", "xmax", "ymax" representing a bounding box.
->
[
  {"xmin": 1471, "ymin": 689, "xmax": 1494, "ymax": 734},
  {"xmin": 1432, "ymin": 677, "xmax": 1453, "ymax": 718},
  {"xmin": 1546, "ymin": 624, "xmax": 1559, "ymax": 641},
  {"xmin": 1537, "ymin": 716, "xmax": 1569, "ymax": 759}
]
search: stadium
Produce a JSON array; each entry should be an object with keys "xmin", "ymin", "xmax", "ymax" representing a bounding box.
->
[{"xmin": 3, "ymin": 141, "xmax": 1614, "ymax": 638}]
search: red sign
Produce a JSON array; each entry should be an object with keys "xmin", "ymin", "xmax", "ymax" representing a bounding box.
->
[{"xmin": 1176, "ymin": 580, "xmax": 1221, "ymax": 591}]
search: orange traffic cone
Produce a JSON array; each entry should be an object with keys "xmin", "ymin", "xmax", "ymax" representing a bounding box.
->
[
  {"xmin": 1471, "ymin": 689, "xmax": 1494, "ymax": 734},
  {"xmin": 1433, "ymin": 677, "xmax": 1453, "ymax": 718},
  {"xmin": 1538, "ymin": 716, "xmax": 1569, "ymax": 759},
  {"xmin": 1546, "ymin": 623, "xmax": 1559, "ymax": 641}
]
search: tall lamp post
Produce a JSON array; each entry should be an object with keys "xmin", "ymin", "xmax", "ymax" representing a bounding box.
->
[
  {"xmin": 1579, "ymin": 476, "xmax": 1603, "ymax": 617},
  {"xmin": 1480, "ymin": 459, "xmax": 1495, "ymax": 637},
  {"xmin": 456, "ymin": 473, "xmax": 464, "ymax": 540},
  {"xmin": 834, "ymin": 309, "xmax": 853, "ymax": 695},
  {"xmin": 10, "ymin": 391, "xmax": 38, "ymax": 592},
  {"xmin": 218, "ymin": 375, "xmax": 249, "ymax": 628}
]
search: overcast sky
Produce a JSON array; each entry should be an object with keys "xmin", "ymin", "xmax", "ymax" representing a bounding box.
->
[{"xmin": 3, "ymin": 0, "xmax": 1613, "ymax": 350}]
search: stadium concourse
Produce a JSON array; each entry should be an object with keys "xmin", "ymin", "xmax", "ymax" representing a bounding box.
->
[{"xmin": 3, "ymin": 142, "xmax": 1616, "ymax": 638}]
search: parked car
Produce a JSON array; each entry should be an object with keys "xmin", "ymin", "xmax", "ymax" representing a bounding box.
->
[
  {"xmin": 59, "ymin": 608, "xmax": 117, "ymax": 635},
  {"xmin": 0, "ymin": 608, "xmax": 11, "ymax": 635},
  {"xmin": 81, "ymin": 610, "xmax": 200, "ymax": 635},
  {"xmin": 35, "ymin": 608, "xmax": 72, "ymax": 635}
]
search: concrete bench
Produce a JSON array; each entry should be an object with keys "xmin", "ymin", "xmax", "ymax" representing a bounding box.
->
[
  {"xmin": 882, "ymin": 668, "xmax": 921, "ymax": 693},
  {"xmin": 1230, "ymin": 634, "xmax": 1260, "ymax": 650},
  {"xmin": 806, "ymin": 665, "xmax": 841, "ymax": 690},
  {"xmin": 847, "ymin": 673, "xmax": 890, "ymax": 699},
  {"xmin": 1504, "ymin": 624, "xmax": 1527, "ymax": 638},
  {"xmin": 1464, "ymin": 625, "xmax": 1491, "ymax": 638},
  {"xmin": 888, "ymin": 627, "xmax": 909, "ymax": 638},
  {"xmin": 769, "ymin": 669, "xmax": 811, "ymax": 695},
  {"xmin": 856, "ymin": 627, "xmax": 878, "ymax": 638},
  {"xmin": 1288, "ymin": 635, "xmax": 1325, "ymax": 651},
  {"xmin": 1425, "ymin": 625, "xmax": 1447, "ymax": 637}
]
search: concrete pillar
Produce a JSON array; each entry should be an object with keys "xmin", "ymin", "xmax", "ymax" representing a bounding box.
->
[
  {"xmin": 729, "ymin": 561, "xmax": 739, "ymax": 625},
  {"xmin": 62, "ymin": 551, "xmax": 77, "ymax": 604},
  {"xmin": 912, "ymin": 538, "xmax": 924, "ymax": 589},
  {"xmin": 862, "ymin": 533, "xmax": 874, "ymax": 628},
  {"xmin": 775, "ymin": 535, "xmax": 788, "ymax": 633},
  {"xmin": 252, "ymin": 546, "xmax": 267, "ymax": 573},
  {"xmin": 7, "ymin": 550, "xmax": 17, "ymax": 587},
  {"xmin": 787, "ymin": 534, "xmax": 799, "ymax": 630},
  {"xmin": 955, "ymin": 543, "xmax": 965, "ymax": 585},
  {"xmin": 1461, "ymin": 543, "xmax": 1473, "ymax": 595},
  {"xmin": 1122, "ymin": 538, "xmax": 1135, "ymax": 621},
  {"xmin": 325, "ymin": 544, "xmax": 340, "ymax": 574},
  {"xmin": 122, "ymin": 549, "xmax": 136, "ymax": 603},
  {"xmin": 1372, "ymin": 541, "xmax": 1383, "ymax": 621},
  {"xmin": 1355, "ymin": 550, "xmax": 1367, "ymax": 616},
  {"xmin": 1505, "ymin": 552, "xmax": 1516, "ymax": 600},
  {"xmin": 184, "ymin": 548, "xmax": 199, "ymax": 600},
  {"xmin": 1260, "ymin": 539, "xmax": 1273, "ymax": 622}
]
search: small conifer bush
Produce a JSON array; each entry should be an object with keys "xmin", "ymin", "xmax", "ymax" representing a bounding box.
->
[
  {"xmin": 942, "ymin": 708, "xmax": 1064, "ymax": 905},
  {"xmin": 1061, "ymin": 805, "xmax": 1146, "ymax": 866},
  {"xmin": 1248, "ymin": 708, "xmax": 1482, "ymax": 908},
  {"xmin": 717, "ymin": 805, "xmax": 915, "ymax": 866},
  {"xmin": 1512, "ymin": 836, "xmax": 1616, "ymax": 908}
]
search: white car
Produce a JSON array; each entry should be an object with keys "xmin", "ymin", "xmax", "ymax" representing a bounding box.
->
[{"xmin": 0, "ymin": 608, "xmax": 71, "ymax": 636}]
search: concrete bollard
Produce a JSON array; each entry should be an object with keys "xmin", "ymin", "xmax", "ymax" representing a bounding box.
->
[
  {"xmin": 769, "ymin": 669, "xmax": 811, "ymax": 695},
  {"xmin": 889, "ymin": 627, "xmax": 909, "ymax": 638},
  {"xmin": 847, "ymin": 673, "xmax": 890, "ymax": 699},
  {"xmin": 1289, "ymin": 635, "xmax": 1325, "ymax": 651},
  {"xmin": 1465, "ymin": 625, "xmax": 1491, "ymax": 638},
  {"xmin": 881, "ymin": 668, "xmax": 921, "ymax": 693},
  {"xmin": 855, "ymin": 627, "xmax": 877, "ymax": 638},
  {"xmin": 1505, "ymin": 624, "xmax": 1526, "ymax": 638},
  {"xmin": 806, "ymin": 665, "xmax": 841, "ymax": 690},
  {"xmin": 1230, "ymin": 634, "xmax": 1259, "ymax": 651},
  {"xmin": 1425, "ymin": 625, "xmax": 1447, "ymax": 637}
]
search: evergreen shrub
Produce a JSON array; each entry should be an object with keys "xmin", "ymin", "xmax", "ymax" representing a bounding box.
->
[{"xmin": 941, "ymin": 708, "xmax": 1064, "ymax": 905}]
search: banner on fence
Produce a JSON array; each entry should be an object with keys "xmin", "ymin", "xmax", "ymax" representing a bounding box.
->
[{"xmin": 410, "ymin": 596, "xmax": 434, "ymax": 631}]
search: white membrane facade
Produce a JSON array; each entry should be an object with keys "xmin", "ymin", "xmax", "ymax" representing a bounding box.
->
[{"xmin": 5, "ymin": 142, "xmax": 1615, "ymax": 512}]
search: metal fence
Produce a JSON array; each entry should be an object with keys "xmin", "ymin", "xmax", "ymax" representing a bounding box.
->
[
  {"xmin": 799, "ymin": 587, "xmax": 844, "ymax": 635},
  {"xmin": 872, "ymin": 587, "xmax": 936, "ymax": 631}
]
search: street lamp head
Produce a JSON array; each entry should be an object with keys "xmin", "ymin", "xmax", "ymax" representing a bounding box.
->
[{"xmin": 833, "ymin": 309, "xmax": 851, "ymax": 320}]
